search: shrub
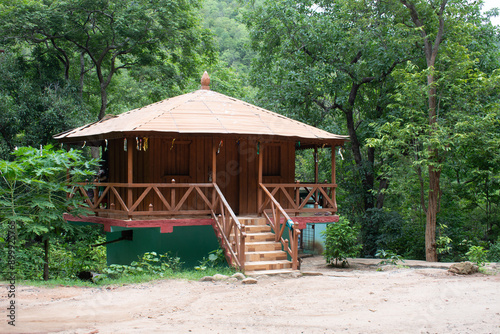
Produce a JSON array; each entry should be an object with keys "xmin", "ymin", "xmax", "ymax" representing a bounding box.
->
[
  {"xmin": 375, "ymin": 249, "xmax": 405, "ymax": 266},
  {"xmin": 487, "ymin": 239, "xmax": 500, "ymax": 262},
  {"xmin": 195, "ymin": 248, "xmax": 227, "ymax": 271},
  {"xmin": 466, "ymin": 245, "xmax": 489, "ymax": 267},
  {"xmin": 100, "ymin": 251, "xmax": 182, "ymax": 280},
  {"xmin": 322, "ymin": 216, "xmax": 363, "ymax": 267}
]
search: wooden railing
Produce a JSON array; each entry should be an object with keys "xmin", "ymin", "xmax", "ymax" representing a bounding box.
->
[
  {"xmin": 72, "ymin": 182, "xmax": 216, "ymax": 216},
  {"xmin": 259, "ymin": 182, "xmax": 337, "ymax": 215},
  {"xmin": 211, "ymin": 184, "xmax": 246, "ymax": 272},
  {"xmin": 259, "ymin": 183, "xmax": 301, "ymax": 270},
  {"xmin": 70, "ymin": 181, "xmax": 246, "ymax": 271}
]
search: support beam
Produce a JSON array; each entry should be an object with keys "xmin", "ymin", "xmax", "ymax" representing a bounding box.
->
[
  {"xmin": 127, "ymin": 138, "xmax": 134, "ymax": 212},
  {"xmin": 314, "ymin": 145, "xmax": 319, "ymax": 208},
  {"xmin": 331, "ymin": 145, "xmax": 337, "ymax": 213},
  {"xmin": 257, "ymin": 142, "xmax": 263, "ymax": 215},
  {"xmin": 314, "ymin": 146, "xmax": 319, "ymax": 184},
  {"xmin": 212, "ymin": 139, "xmax": 217, "ymax": 206}
]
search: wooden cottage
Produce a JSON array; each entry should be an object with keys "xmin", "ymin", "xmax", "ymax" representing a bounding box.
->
[{"xmin": 56, "ymin": 72, "xmax": 348, "ymax": 274}]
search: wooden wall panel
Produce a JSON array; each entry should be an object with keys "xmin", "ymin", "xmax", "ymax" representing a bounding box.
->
[{"xmin": 105, "ymin": 136, "xmax": 298, "ymax": 216}]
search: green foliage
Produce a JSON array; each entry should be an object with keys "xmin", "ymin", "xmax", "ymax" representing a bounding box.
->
[
  {"xmin": 437, "ymin": 227, "xmax": 453, "ymax": 256},
  {"xmin": 466, "ymin": 245, "xmax": 489, "ymax": 268},
  {"xmin": 1, "ymin": 0, "xmax": 216, "ymax": 121},
  {"xmin": 195, "ymin": 248, "xmax": 227, "ymax": 271},
  {"xmin": 487, "ymin": 239, "xmax": 500, "ymax": 262},
  {"xmin": 100, "ymin": 252, "xmax": 183, "ymax": 280},
  {"xmin": 375, "ymin": 249, "xmax": 405, "ymax": 266},
  {"xmin": 0, "ymin": 145, "xmax": 99, "ymax": 280},
  {"xmin": 0, "ymin": 52, "xmax": 91, "ymax": 158},
  {"xmin": 322, "ymin": 217, "xmax": 362, "ymax": 267}
]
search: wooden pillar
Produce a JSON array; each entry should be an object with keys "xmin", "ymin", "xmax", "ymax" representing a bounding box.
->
[
  {"xmin": 212, "ymin": 139, "xmax": 217, "ymax": 182},
  {"xmin": 127, "ymin": 138, "xmax": 134, "ymax": 212},
  {"xmin": 257, "ymin": 142, "xmax": 263, "ymax": 215},
  {"xmin": 314, "ymin": 145, "xmax": 319, "ymax": 208},
  {"xmin": 331, "ymin": 145, "xmax": 337, "ymax": 213},
  {"xmin": 314, "ymin": 146, "xmax": 319, "ymax": 184},
  {"xmin": 211, "ymin": 139, "xmax": 217, "ymax": 207}
]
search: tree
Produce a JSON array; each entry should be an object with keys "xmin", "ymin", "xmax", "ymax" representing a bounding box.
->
[
  {"xmin": 0, "ymin": 146, "xmax": 98, "ymax": 280},
  {"xmin": 246, "ymin": 0, "xmax": 418, "ymax": 210},
  {"xmin": 370, "ymin": 0, "xmax": 500, "ymax": 261},
  {"xmin": 245, "ymin": 0, "xmax": 419, "ymax": 255},
  {"xmin": 0, "ymin": 50, "xmax": 91, "ymax": 158},
  {"xmin": 1, "ymin": 0, "xmax": 216, "ymax": 120}
]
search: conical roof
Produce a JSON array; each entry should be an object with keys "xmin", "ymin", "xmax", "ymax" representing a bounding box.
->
[{"xmin": 55, "ymin": 88, "xmax": 347, "ymax": 145}]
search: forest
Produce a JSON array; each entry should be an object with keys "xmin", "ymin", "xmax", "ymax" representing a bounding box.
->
[{"xmin": 0, "ymin": 0, "xmax": 499, "ymax": 280}]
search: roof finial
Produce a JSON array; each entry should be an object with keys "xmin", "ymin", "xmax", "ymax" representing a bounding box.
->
[{"xmin": 201, "ymin": 71, "xmax": 210, "ymax": 90}]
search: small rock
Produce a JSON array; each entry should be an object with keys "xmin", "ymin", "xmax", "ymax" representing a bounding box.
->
[
  {"xmin": 226, "ymin": 277, "xmax": 238, "ymax": 283},
  {"xmin": 242, "ymin": 277, "xmax": 258, "ymax": 284},
  {"xmin": 199, "ymin": 276, "xmax": 215, "ymax": 282},
  {"xmin": 231, "ymin": 273, "xmax": 246, "ymax": 280},
  {"xmin": 448, "ymin": 262, "xmax": 479, "ymax": 275},
  {"xmin": 213, "ymin": 274, "xmax": 229, "ymax": 281}
]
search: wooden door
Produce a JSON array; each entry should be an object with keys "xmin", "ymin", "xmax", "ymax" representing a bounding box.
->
[{"xmin": 215, "ymin": 139, "xmax": 240, "ymax": 214}]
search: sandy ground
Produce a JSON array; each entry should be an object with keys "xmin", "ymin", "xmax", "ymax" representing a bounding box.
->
[{"xmin": 2, "ymin": 257, "xmax": 499, "ymax": 334}]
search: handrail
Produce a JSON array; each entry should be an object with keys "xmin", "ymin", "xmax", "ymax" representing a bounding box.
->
[
  {"xmin": 212, "ymin": 183, "xmax": 246, "ymax": 272},
  {"xmin": 71, "ymin": 182, "xmax": 216, "ymax": 216},
  {"xmin": 258, "ymin": 182, "xmax": 337, "ymax": 214},
  {"xmin": 259, "ymin": 183, "xmax": 300, "ymax": 270},
  {"xmin": 71, "ymin": 181, "xmax": 246, "ymax": 272}
]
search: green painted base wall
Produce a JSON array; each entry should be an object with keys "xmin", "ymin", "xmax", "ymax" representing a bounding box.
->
[{"xmin": 106, "ymin": 225, "xmax": 220, "ymax": 268}]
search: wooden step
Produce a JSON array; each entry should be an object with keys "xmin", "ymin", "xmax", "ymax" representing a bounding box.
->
[
  {"xmin": 246, "ymin": 250, "xmax": 287, "ymax": 262},
  {"xmin": 238, "ymin": 217, "xmax": 267, "ymax": 226},
  {"xmin": 244, "ymin": 260, "xmax": 292, "ymax": 272},
  {"xmin": 246, "ymin": 241, "xmax": 282, "ymax": 252},
  {"xmin": 246, "ymin": 232, "xmax": 275, "ymax": 242},
  {"xmin": 245, "ymin": 268, "xmax": 298, "ymax": 276},
  {"xmin": 244, "ymin": 224, "xmax": 272, "ymax": 233}
]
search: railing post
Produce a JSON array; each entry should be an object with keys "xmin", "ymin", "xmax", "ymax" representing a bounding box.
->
[
  {"xmin": 292, "ymin": 227, "xmax": 300, "ymax": 270},
  {"xmin": 171, "ymin": 179, "xmax": 176, "ymax": 209},
  {"xmin": 331, "ymin": 145, "xmax": 337, "ymax": 214},
  {"xmin": 240, "ymin": 225, "xmax": 246, "ymax": 272},
  {"xmin": 258, "ymin": 145, "xmax": 263, "ymax": 216},
  {"xmin": 295, "ymin": 180, "xmax": 300, "ymax": 216},
  {"xmin": 127, "ymin": 137, "xmax": 134, "ymax": 216},
  {"xmin": 274, "ymin": 208, "xmax": 280, "ymax": 242}
]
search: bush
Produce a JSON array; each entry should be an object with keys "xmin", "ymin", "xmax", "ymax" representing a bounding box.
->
[
  {"xmin": 487, "ymin": 239, "xmax": 500, "ymax": 262},
  {"xmin": 322, "ymin": 216, "xmax": 363, "ymax": 267},
  {"xmin": 466, "ymin": 245, "xmax": 489, "ymax": 267},
  {"xmin": 100, "ymin": 252, "xmax": 182, "ymax": 280},
  {"xmin": 375, "ymin": 249, "xmax": 405, "ymax": 265},
  {"xmin": 195, "ymin": 248, "xmax": 227, "ymax": 271}
]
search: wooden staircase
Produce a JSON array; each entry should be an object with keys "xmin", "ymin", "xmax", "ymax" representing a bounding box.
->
[{"xmin": 237, "ymin": 217, "xmax": 296, "ymax": 276}]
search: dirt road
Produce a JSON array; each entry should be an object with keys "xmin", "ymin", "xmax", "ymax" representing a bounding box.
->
[{"xmin": 2, "ymin": 257, "xmax": 499, "ymax": 334}]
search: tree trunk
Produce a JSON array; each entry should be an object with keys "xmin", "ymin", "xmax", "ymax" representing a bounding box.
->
[
  {"xmin": 344, "ymin": 99, "xmax": 375, "ymax": 211},
  {"xmin": 43, "ymin": 238, "xmax": 49, "ymax": 281},
  {"xmin": 98, "ymin": 84, "xmax": 108, "ymax": 120},
  {"xmin": 401, "ymin": 0, "xmax": 447, "ymax": 262},
  {"xmin": 426, "ymin": 165, "xmax": 440, "ymax": 261}
]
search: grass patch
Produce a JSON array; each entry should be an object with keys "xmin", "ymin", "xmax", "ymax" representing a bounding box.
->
[{"xmin": 13, "ymin": 266, "xmax": 238, "ymax": 288}]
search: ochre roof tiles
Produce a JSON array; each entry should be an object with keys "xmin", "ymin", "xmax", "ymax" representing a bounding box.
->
[{"xmin": 54, "ymin": 89, "xmax": 347, "ymax": 143}]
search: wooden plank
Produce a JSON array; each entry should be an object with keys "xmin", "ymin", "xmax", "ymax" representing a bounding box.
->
[
  {"xmin": 129, "ymin": 186, "xmax": 152, "ymax": 212},
  {"xmin": 211, "ymin": 138, "xmax": 217, "ymax": 209},
  {"xmin": 152, "ymin": 186, "xmax": 172, "ymax": 211},
  {"xmin": 195, "ymin": 138, "xmax": 204, "ymax": 209},
  {"xmin": 238, "ymin": 139, "xmax": 249, "ymax": 214},
  {"xmin": 257, "ymin": 142, "xmax": 263, "ymax": 214},
  {"xmin": 127, "ymin": 138, "xmax": 134, "ymax": 210}
]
